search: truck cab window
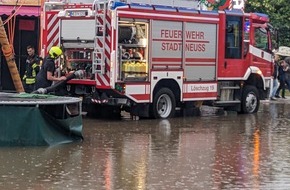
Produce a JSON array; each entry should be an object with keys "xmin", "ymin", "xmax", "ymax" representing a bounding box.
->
[
  {"xmin": 254, "ymin": 27, "xmax": 268, "ymax": 50},
  {"xmin": 225, "ymin": 16, "xmax": 242, "ymax": 59},
  {"xmin": 266, "ymin": 23, "xmax": 278, "ymax": 51}
]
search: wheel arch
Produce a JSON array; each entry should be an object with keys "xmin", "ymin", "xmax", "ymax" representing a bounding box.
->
[
  {"xmin": 245, "ymin": 67, "xmax": 270, "ymax": 99},
  {"xmin": 245, "ymin": 73, "xmax": 264, "ymax": 88},
  {"xmin": 152, "ymin": 79, "xmax": 181, "ymax": 104}
]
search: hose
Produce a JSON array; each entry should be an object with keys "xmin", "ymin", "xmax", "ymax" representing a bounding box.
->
[
  {"xmin": 32, "ymin": 70, "xmax": 84, "ymax": 94},
  {"xmin": 0, "ymin": 17, "xmax": 24, "ymax": 92}
]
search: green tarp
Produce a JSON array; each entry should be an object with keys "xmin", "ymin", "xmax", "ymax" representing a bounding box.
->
[{"xmin": 0, "ymin": 106, "xmax": 83, "ymax": 146}]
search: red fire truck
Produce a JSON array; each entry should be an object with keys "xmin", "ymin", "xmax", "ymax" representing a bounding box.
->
[{"xmin": 41, "ymin": 0, "xmax": 274, "ymax": 118}]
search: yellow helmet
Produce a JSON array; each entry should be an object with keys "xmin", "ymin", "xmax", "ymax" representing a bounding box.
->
[{"xmin": 49, "ymin": 46, "xmax": 63, "ymax": 59}]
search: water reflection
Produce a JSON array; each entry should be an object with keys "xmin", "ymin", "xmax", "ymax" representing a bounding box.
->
[
  {"xmin": 0, "ymin": 144, "xmax": 83, "ymax": 189},
  {"xmin": 1, "ymin": 102, "xmax": 290, "ymax": 189}
]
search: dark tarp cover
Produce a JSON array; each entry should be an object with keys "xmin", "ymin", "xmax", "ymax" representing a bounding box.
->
[{"xmin": 0, "ymin": 106, "xmax": 83, "ymax": 146}]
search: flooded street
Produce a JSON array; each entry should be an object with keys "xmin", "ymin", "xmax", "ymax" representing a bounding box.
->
[{"xmin": 1, "ymin": 100, "xmax": 290, "ymax": 189}]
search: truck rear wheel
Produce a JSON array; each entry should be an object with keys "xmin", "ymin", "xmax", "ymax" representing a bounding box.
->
[
  {"xmin": 241, "ymin": 85, "xmax": 259, "ymax": 114},
  {"xmin": 152, "ymin": 88, "xmax": 176, "ymax": 119}
]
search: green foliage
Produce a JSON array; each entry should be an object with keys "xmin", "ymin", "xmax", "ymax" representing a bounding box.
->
[{"xmin": 245, "ymin": 0, "xmax": 290, "ymax": 46}]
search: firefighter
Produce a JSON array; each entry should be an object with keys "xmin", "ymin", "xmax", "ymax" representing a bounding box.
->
[
  {"xmin": 35, "ymin": 46, "xmax": 67, "ymax": 90},
  {"xmin": 22, "ymin": 45, "xmax": 41, "ymax": 93}
]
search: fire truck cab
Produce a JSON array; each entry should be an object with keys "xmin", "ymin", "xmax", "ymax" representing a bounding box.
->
[{"xmin": 41, "ymin": 0, "xmax": 274, "ymax": 118}]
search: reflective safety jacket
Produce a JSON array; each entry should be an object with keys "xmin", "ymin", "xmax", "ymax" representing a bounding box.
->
[{"xmin": 23, "ymin": 55, "xmax": 41, "ymax": 84}]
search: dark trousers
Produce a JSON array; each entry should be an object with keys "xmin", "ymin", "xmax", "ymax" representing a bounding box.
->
[
  {"xmin": 276, "ymin": 80, "xmax": 286, "ymax": 98},
  {"xmin": 23, "ymin": 83, "xmax": 35, "ymax": 93}
]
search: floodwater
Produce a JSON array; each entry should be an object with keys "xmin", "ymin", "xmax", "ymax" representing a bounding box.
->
[{"xmin": 1, "ymin": 100, "xmax": 290, "ymax": 190}]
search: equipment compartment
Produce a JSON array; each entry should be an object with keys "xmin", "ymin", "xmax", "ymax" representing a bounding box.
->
[
  {"xmin": 64, "ymin": 49, "xmax": 93, "ymax": 79},
  {"xmin": 117, "ymin": 21, "xmax": 148, "ymax": 81}
]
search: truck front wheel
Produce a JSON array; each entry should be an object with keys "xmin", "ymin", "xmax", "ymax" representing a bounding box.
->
[
  {"xmin": 241, "ymin": 85, "xmax": 259, "ymax": 114},
  {"xmin": 152, "ymin": 88, "xmax": 176, "ymax": 119}
]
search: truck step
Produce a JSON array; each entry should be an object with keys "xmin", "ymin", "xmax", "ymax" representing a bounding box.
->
[
  {"xmin": 214, "ymin": 100, "xmax": 241, "ymax": 106},
  {"xmin": 220, "ymin": 86, "xmax": 240, "ymax": 90}
]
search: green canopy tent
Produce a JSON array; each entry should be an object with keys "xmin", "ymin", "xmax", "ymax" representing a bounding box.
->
[{"xmin": 0, "ymin": 93, "xmax": 83, "ymax": 146}]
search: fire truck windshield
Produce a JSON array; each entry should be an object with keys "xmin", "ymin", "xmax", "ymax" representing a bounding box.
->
[{"xmin": 254, "ymin": 27, "xmax": 268, "ymax": 50}]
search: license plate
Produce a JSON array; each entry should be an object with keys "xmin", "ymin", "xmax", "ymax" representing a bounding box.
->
[{"xmin": 68, "ymin": 11, "xmax": 87, "ymax": 17}]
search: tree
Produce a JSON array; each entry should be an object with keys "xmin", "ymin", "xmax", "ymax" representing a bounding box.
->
[{"xmin": 245, "ymin": 0, "xmax": 290, "ymax": 46}]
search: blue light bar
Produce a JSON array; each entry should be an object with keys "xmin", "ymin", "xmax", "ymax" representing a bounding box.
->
[
  {"xmin": 110, "ymin": 1, "xmax": 127, "ymax": 9},
  {"xmin": 177, "ymin": 7, "xmax": 199, "ymax": 14},
  {"xmin": 244, "ymin": 20, "xmax": 250, "ymax": 32},
  {"xmin": 129, "ymin": 3, "xmax": 154, "ymax": 10},
  {"xmin": 224, "ymin": 9, "xmax": 244, "ymax": 16},
  {"xmin": 153, "ymin": 5, "xmax": 177, "ymax": 12},
  {"xmin": 199, "ymin": 10, "xmax": 219, "ymax": 16}
]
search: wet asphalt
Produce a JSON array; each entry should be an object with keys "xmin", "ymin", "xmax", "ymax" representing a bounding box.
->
[{"xmin": 0, "ymin": 98, "xmax": 290, "ymax": 189}]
